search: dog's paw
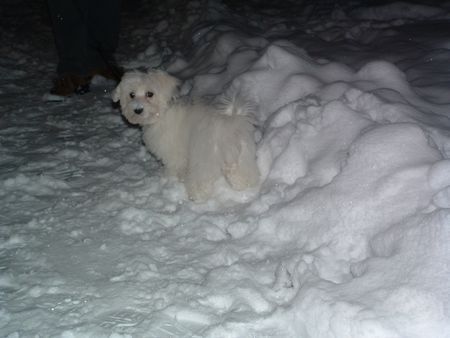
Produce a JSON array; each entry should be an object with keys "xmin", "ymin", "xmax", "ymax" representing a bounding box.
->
[
  {"xmin": 224, "ymin": 163, "xmax": 259, "ymax": 191},
  {"xmin": 186, "ymin": 181, "xmax": 214, "ymax": 202}
]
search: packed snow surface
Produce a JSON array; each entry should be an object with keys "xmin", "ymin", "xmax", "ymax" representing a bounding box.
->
[{"xmin": 1, "ymin": 0, "xmax": 450, "ymax": 337}]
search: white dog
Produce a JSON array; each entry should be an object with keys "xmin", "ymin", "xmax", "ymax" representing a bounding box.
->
[{"xmin": 112, "ymin": 70, "xmax": 259, "ymax": 201}]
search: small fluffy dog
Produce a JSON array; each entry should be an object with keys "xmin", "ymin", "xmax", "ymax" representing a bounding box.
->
[{"xmin": 112, "ymin": 70, "xmax": 259, "ymax": 201}]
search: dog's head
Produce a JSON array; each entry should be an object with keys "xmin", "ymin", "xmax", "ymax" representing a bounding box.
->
[{"xmin": 112, "ymin": 70, "xmax": 181, "ymax": 125}]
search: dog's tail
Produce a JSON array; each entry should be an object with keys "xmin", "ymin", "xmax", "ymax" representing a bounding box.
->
[{"xmin": 216, "ymin": 87, "xmax": 258, "ymax": 123}]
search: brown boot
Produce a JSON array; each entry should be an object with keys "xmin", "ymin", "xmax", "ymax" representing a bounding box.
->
[
  {"xmin": 90, "ymin": 64, "xmax": 124, "ymax": 82},
  {"xmin": 50, "ymin": 74, "xmax": 91, "ymax": 96}
]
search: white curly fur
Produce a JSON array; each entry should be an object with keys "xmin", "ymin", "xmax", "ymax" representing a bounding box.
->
[{"xmin": 113, "ymin": 70, "xmax": 260, "ymax": 201}]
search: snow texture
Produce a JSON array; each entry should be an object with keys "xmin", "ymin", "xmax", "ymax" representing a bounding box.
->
[{"xmin": 1, "ymin": 0, "xmax": 450, "ymax": 337}]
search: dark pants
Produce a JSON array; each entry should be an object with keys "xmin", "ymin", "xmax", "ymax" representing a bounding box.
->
[{"xmin": 47, "ymin": 0, "xmax": 120, "ymax": 76}]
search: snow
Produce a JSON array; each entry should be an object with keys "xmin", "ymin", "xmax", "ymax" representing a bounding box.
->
[{"xmin": 1, "ymin": 0, "xmax": 450, "ymax": 337}]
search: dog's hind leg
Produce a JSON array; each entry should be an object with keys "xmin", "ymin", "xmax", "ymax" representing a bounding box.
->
[
  {"xmin": 224, "ymin": 139, "xmax": 259, "ymax": 190},
  {"xmin": 185, "ymin": 175, "xmax": 214, "ymax": 201},
  {"xmin": 184, "ymin": 154, "xmax": 219, "ymax": 201}
]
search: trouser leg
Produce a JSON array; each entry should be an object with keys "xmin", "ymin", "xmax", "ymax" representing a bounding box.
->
[
  {"xmin": 85, "ymin": 0, "xmax": 121, "ymax": 70},
  {"xmin": 47, "ymin": 0, "xmax": 89, "ymax": 76},
  {"xmin": 48, "ymin": 0, "xmax": 120, "ymax": 75}
]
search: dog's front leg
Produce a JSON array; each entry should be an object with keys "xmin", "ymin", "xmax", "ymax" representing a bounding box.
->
[
  {"xmin": 163, "ymin": 165, "xmax": 186, "ymax": 181},
  {"xmin": 185, "ymin": 176, "xmax": 214, "ymax": 202}
]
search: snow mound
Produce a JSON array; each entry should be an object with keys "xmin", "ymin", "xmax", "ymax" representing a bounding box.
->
[{"xmin": 351, "ymin": 2, "xmax": 447, "ymax": 21}]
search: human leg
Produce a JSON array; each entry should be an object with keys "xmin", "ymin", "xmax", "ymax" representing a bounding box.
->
[
  {"xmin": 85, "ymin": 0, "xmax": 122, "ymax": 80},
  {"xmin": 47, "ymin": 0, "xmax": 91, "ymax": 95}
]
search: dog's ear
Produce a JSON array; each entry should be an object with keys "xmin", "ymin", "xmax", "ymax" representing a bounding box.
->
[
  {"xmin": 164, "ymin": 74, "xmax": 181, "ymax": 100},
  {"xmin": 112, "ymin": 84, "xmax": 121, "ymax": 103},
  {"xmin": 149, "ymin": 70, "xmax": 181, "ymax": 100}
]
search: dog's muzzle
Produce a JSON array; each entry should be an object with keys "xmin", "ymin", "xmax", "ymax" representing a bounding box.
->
[{"xmin": 134, "ymin": 108, "xmax": 144, "ymax": 115}]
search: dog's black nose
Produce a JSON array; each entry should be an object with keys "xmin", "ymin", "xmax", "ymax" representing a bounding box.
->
[{"xmin": 134, "ymin": 108, "xmax": 144, "ymax": 115}]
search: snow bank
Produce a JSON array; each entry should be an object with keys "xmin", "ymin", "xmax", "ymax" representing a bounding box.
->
[
  {"xmin": 169, "ymin": 30, "xmax": 450, "ymax": 337},
  {"xmin": 350, "ymin": 2, "xmax": 446, "ymax": 21}
]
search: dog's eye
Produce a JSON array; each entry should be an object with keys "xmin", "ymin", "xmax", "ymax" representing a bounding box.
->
[
  {"xmin": 146, "ymin": 91, "xmax": 154, "ymax": 98},
  {"xmin": 129, "ymin": 92, "xmax": 135, "ymax": 98}
]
